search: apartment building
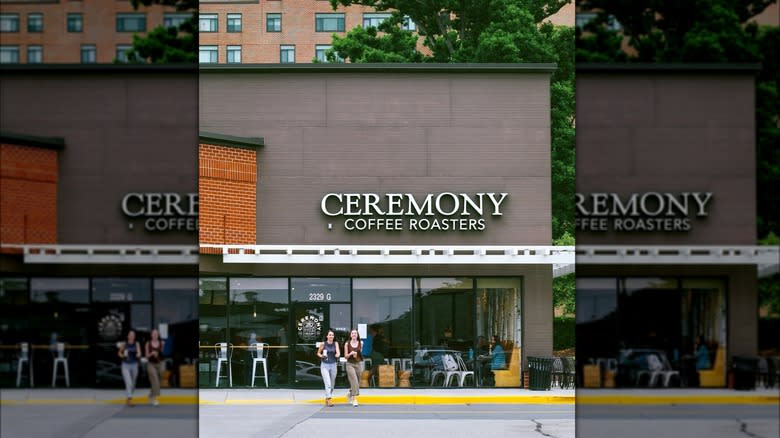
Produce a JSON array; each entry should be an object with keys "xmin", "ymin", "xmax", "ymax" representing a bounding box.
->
[
  {"xmin": 0, "ymin": 0, "xmax": 186, "ymax": 64},
  {"xmin": 198, "ymin": 1, "xmax": 575, "ymax": 64}
]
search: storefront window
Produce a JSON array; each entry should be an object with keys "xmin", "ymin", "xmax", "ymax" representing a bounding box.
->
[
  {"xmin": 229, "ymin": 278, "xmax": 288, "ymax": 386},
  {"xmin": 199, "ymin": 278, "xmax": 227, "ymax": 386},
  {"xmin": 414, "ymin": 278, "xmax": 474, "ymax": 387},
  {"xmin": 475, "ymin": 278, "xmax": 522, "ymax": 387},
  {"xmin": 577, "ymin": 277, "xmax": 728, "ymax": 387},
  {"xmin": 0, "ymin": 278, "xmax": 29, "ymax": 387},
  {"xmin": 29, "ymin": 278, "xmax": 91, "ymax": 386},
  {"xmin": 576, "ymin": 278, "xmax": 618, "ymax": 359},
  {"xmin": 353, "ymin": 278, "xmax": 413, "ymax": 384}
]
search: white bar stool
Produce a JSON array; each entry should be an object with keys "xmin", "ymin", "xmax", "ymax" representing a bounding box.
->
[
  {"xmin": 214, "ymin": 343, "xmax": 232, "ymax": 387},
  {"xmin": 52, "ymin": 342, "xmax": 69, "ymax": 387},
  {"xmin": 16, "ymin": 342, "xmax": 33, "ymax": 387}
]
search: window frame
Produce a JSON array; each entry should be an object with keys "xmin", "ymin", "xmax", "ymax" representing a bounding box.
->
[
  {"xmin": 27, "ymin": 45, "xmax": 43, "ymax": 64},
  {"xmin": 80, "ymin": 44, "xmax": 96, "ymax": 64},
  {"xmin": 163, "ymin": 12, "xmax": 191, "ymax": 29},
  {"xmin": 116, "ymin": 13, "xmax": 147, "ymax": 33},
  {"xmin": 315, "ymin": 13, "xmax": 345, "ymax": 32},
  {"xmin": 27, "ymin": 13, "xmax": 43, "ymax": 33},
  {"xmin": 0, "ymin": 13, "xmax": 20, "ymax": 33},
  {"xmin": 199, "ymin": 14, "xmax": 218, "ymax": 33},
  {"xmin": 0, "ymin": 45, "xmax": 20, "ymax": 64},
  {"xmin": 226, "ymin": 13, "xmax": 242, "ymax": 33},
  {"xmin": 226, "ymin": 45, "xmax": 241, "ymax": 64},
  {"xmin": 279, "ymin": 44, "xmax": 295, "ymax": 63},
  {"xmin": 67, "ymin": 13, "xmax": 82, "ymax": 33},
  {"xmin": 266, "ymin": 13, "xmax": 281, "ymax": 32},
  {"xmin": 362, "ymin": 12, "xmax": 391, "ymax": 29},
  {"xmin": 199, "ymin": 45, "xmax": 218, "ymax": 64}
]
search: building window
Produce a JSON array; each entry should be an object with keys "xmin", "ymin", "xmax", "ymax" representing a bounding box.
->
[
  {"xmin": 67, "ymin": 13, "xmax": 82, "ymax": 33},
  {"xmin": 315, "ymin": 13, "xmax": 345, "ymax": 32},
  {"xmin": 280, "ymin": 45, "xmax": 295, "ymax": 63},
  {"xmin": 0, "ymin": 13, "xmax": 20, "ymax": 32},
  {"xmin": 363, "ymin": 13, "xmax": 391, "ymax": 29},
  {"xmin": 199, "ymin": 45, "xmax": 218, "ymax": 64},
  {"xmin": 116, "ymin": 13, "xmax": 146, "ymax": 32},
  {"xmin": 199, "ymin": 14, "xmax": 217, "ymax": 32},
  {"xmin": 576, "ymin": 12, "xmax": 621, "ymax": 31},
  {"xmin": 226, "ymin": 13, "xmax": 241, "ymax": 32},
  {"xmin": 0, "ymin": 45, "xmax": 20, "ymax": 64},
  {"xmin": 27, "ymin": 13, "xmax": 43, "ymax": 33},
  {"xmin": 116, "ymin": 45, "xmax": 133, "ymax": 63},
  {"xmin": 315, "ymin": 44, "xmax": 342, "ymax": 63},
  {"xmin": 27, "ymin": 45, "xmax": 42, "ymax": 63},
  {"xmin": 80, "ymin": 44, "xmax": 96, "ymax": 64},
  {"xmin": 403, "ymin": 16, "xmax": 416, "ymax": 31},
  {"xmin": 164, "ymin": 13, "xmax": 191, "ymax": 29},
  {"xmin": 266, "ymin": 13, "xmax": 281, "ymax": 32},
  {"xmin": 226, "ymin": 45, "xmax": 241, "ymax": 63}
]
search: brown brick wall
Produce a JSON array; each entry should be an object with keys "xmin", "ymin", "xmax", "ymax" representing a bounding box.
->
[
  {"xmin": 0, "ymin": 0, "xmax": 179, "ymax": 63},
  {"xmin": 0, "ymin": 143, "xmax": 58, "ymax": 252},
  {"xmin": 199, "ymin": 143, "xmax": 257, "ymax": 249},
  {"xmin": 199, "ymin": 2, "xmax": 574, "ymax": 63}
]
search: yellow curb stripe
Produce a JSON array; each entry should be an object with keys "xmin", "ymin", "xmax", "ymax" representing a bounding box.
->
[
  {"xmin": 210, "ymin": 396, "xmax": 576, "ymax": 405},
  {"xmin": 577, "ymin": 395, "xmax": 780, "ymax": 405}
]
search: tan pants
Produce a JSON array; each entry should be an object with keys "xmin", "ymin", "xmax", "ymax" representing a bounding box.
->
[
  {"xmin": 147, "ymin": 361, "xmax": 163, "ymax": 398},
  {"xmin": 346, "ymin": 361, "xmax": 362, "ymax": 397}
]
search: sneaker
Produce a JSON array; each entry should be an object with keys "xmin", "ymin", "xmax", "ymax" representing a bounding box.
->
[
  {"xmin": 352, "ymin": 397, "xmax": 358, "ymax": 407},
  {"xmin": 153, "ymin": 398, "xmax": 159, "ymax": 407}
]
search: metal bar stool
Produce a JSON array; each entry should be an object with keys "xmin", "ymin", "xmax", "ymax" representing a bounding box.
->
[
  {"xmin": 16, "ymin": 342, "xmax": 33, "ymax": 387},
  {"xmin": 214, "ymin": 343, "xmax": 232, "ymax": 387},
  {"xmin": 52, "ymin": 342, "xmax": 70, "ymax": 387}
]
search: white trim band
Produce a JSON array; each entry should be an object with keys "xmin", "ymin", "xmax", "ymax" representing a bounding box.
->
[
  {"xmin": 2, "ymin": 244, "xmax": 199, "ymax": 264},
  {"xmin": 201, "ymin": 244, "xmax": 576, "ymax": 267}
]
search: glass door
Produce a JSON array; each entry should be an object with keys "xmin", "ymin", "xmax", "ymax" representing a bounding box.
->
[
  {"xmin": 292, "ymin": 302, "xmax": 328, "ymax": 387},
  {"xmin": 289, "ymin": 278, "xmax": 350, "ymax": 388}
]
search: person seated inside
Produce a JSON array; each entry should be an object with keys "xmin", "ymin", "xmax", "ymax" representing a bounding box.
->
[
  {"xmin": 694, "ymin": 335, "xmax": 711, "ymax": 370},
  {"xmin": 480, "ymin": 335, "xmax": 507, "ymax": 386}
]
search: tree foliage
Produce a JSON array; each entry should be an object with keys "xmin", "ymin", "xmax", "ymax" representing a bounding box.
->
[
  {"xmin": 327, "ymin": 0, "xmax": 576, "ymax": 241},
  {"xmin": 576, "ymin": 0, "xmax": 780, "ymax": 241},
  {"xmin": 120, "ymin": 0, "xmax": 197, "ymax": 63}
]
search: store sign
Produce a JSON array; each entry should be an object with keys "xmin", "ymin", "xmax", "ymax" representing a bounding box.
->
[
  {"xmin": 320, "ymin": 192, "xmax": 509, "ymax": 232},
  {"xmin": 297, "ymin": 315, "xmax": 322, "ymax": 342},
  {"xmin": 575, "ymin": 192, "xmax": 713, "ymax": 232},
  {"xmin": 121, "ymin": 192, "xmax": 199, "ymax": 232}
]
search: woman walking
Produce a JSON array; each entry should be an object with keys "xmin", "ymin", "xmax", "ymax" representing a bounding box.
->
[
  {"xmin": 344, "ymin": 328, "xmax": 363, "ymax": 407},
  {"xmin": 118, "ymin": 330, "xmax": 143, "ymax": 406},
  {"xmin": 317, "ymin": 330, "xmax": 340, "ymax": 407},
  {"xmin": 145, "ymin": 328, "xmax": 165, "ymax": 406}
]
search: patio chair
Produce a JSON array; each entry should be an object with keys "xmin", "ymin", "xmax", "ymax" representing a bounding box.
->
[{"xmin": 452, "ymin": 354, "xmax": 476, "ymax": 387}]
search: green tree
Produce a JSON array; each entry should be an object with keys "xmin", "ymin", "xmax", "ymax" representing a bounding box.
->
[
  {"xmin": 575, "ymin": 0, "xmax": 779, "ymax": 241},
  {"xmin": 119, "ymin": 0, "xmax": 197, "ymax": 63},
  {"xmin": 553, "ymin": 232, "xmax": 576, "ymax": 315},
  {"xmin": 326, "ymin": 0, "xmax": 576, "ymax": 241}
]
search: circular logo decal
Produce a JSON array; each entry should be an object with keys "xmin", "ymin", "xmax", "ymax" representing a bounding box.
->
[
  {"xmin": 98, "ymin": 314, "xmax": 123, "ymax": 341},
  {"xmin": 297, "ymin": 315, "xmax": 322, "ymax": 342}
]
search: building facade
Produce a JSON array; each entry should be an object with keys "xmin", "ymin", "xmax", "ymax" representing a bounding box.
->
[
  {"xmin": 197, "ymin": 64, "xmax": 573, "ymax": 389},
  {"xmin": 0, "ymin": 65, "xmax": 199, "ymax": 389},
  {"xmin": 198, "ymin": 1, "xmax": 574, "ymax": 64},
  {"xmin": 575, "ymin": 64, "xmax": 778, "ymax": 388},
  {"xmin": 0, "ymin": 0, "xmax": 184, "ymax": 64}
]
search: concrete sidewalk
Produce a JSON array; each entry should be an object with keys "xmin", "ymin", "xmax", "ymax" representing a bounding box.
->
[
  {"xmin": 0, "ymin": 388, "xmax": 198, "ymax": 405},
  {"xmin": 2, "ymin": 387, "xmax": 776, "ymax": 406}
]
